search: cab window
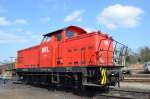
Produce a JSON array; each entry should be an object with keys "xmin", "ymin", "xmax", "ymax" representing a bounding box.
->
[
  {"xmin": 56, "ymin": 32, "xmax": 61, "ymax": 41},
  {"xmin": 66, "ymin": 30, "xmax": 74, "ymax": 38},
  {"xmin": 47, "ymin": 35, "xmax": 51, "ymax": 42},
  {"xmin": 42, "ymin": 35, "xmax": 51, "ymax": 43}
]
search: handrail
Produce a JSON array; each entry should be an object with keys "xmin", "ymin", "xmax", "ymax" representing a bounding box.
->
[{"xmin": 96, "ymin": 38, "xmax": 127, "ymax": 66}]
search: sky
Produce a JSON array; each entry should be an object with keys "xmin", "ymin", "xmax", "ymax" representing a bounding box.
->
[{"xmin": 0, "ymin": 0, "xmax": 150, "ymax": 62}]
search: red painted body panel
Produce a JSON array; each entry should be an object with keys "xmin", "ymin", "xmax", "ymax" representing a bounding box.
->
[
  {"xmin": 16, "ymin": 45, "xmax": 40, "ymax": 69},
  {"xmin": 16, "ymin": 26, "xmax": 114, "ymax": 69}
]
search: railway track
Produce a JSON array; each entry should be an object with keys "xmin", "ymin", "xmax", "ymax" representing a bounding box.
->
[
  {"xmin": 123, "ymin": 77, "xmax": 150, "ymax": 82},
  {"xmin": 124, "ymin": 74, "xmax": 150, "ymax": 78},
  {"xmin": 123, "ymin": 74, "xmax": 150, "ymax": 82},
  {"xmin": 96, "ymin": 88, "xmax": 150, "ymax": 99}
]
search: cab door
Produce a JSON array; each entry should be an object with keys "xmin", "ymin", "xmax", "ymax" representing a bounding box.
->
[{"xmin": 55, "ymin": 32, "xmax": 63, "ymax": 66}]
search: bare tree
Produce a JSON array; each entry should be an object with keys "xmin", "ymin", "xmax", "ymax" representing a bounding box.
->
[
  {"xmin": 139, "ymin": 46, "xmax": 150, "ymax": 62},
  {"xmin": 125, "ymin": 48, "xmax": 138, "ymax": 64}
]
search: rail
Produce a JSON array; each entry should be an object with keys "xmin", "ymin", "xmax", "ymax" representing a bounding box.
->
[{"xmin": 96, "ymin": 88, "xmax": 150, "ymax": 99}]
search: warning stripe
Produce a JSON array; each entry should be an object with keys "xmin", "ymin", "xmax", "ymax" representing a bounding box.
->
[{"xmin": 100, "ymin": 67, "xmax": 107, "ymax": 85}]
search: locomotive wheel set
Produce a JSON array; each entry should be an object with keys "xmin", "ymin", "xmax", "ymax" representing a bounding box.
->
[{"xmin": 16, "ymin": 26, "xmax": 127, "ymax": 89}]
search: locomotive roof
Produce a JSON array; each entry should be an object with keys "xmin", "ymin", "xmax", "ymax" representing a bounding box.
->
[{"xmin": 43, "ymin": 25, "xmax": 87, "ymax": 36}]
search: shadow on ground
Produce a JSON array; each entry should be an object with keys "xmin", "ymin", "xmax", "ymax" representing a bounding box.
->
[
  {"xmin": 26, "ymin": 83, "xmax": 109, "ymax": 98},
  {"xmin": 0, "ymin": 79, "xmax": 110, "ymax": 98}
]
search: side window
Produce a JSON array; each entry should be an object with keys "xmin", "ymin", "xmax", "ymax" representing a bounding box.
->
[
  {"xmin": 56, "ymin": 32, "xmax": 61, "ymax": 41},
  {"xmin": 66, "ymin": 30, "xmax": 74, "ymax": 38}
]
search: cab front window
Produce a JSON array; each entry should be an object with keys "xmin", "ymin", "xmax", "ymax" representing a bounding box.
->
[
  {"xmin": 47, "ymin": 35, "xmax": 51, "ymax": 42},
  {"xmin": 42, "ymin": 35, "xmax": 51, "ymax": 43}
]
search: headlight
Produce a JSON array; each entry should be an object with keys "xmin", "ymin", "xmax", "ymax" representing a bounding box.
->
[{"xmin": 111, "ymin": 73, "xmax": 115, "ymax": 76}]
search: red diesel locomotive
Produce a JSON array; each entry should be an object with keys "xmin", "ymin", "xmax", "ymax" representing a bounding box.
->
[{"xmin": 16, "ymin": 26, "xmax": 127, "ymax": 88}]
